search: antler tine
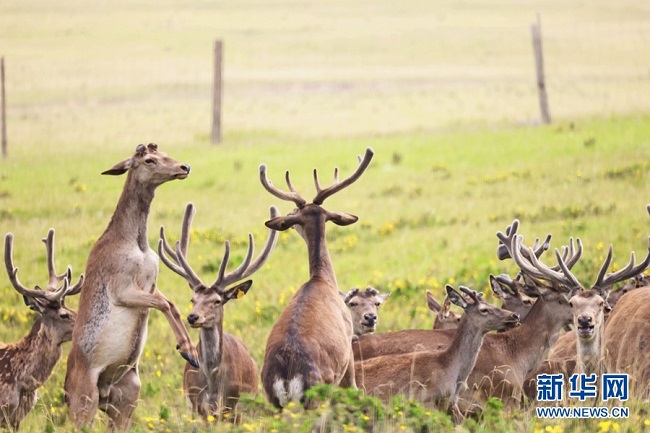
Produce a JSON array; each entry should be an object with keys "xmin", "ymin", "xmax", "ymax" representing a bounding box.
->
[
  {"xmin": 65, "ymin": 270, "xmax": 85, "ymax": 297},
  {"xmin": 173, "ymin": 240, "xmax": 205, "ymax": 289},
  {"xmin": 312, "ymin": 147, "xmax": 374, "ymax": 205},
  {"xmin": 344, "ymin": 288, "xmax": 360, "ymax": 304},
  {"xmin": 179, "ymin": 202, "xmax": 196, "ymax": 257},
  {"xmin": 4, "ymin": 233, "xmax": 69, "ymax": 302},
  {"xmin": 496, "ymin": 220, "xmax": 520, "ymax": 260},
  {"xmin": 594, "ymin": 237, "xmax": 650, "ymax": 289},
  {"xmin": 510, "ymin": 235, "xmax": 549, "ymax": 281},
  {"xmin": 157, "ymin": 238, "xmax": 189, "ymax": 281},
  {"xmin": 219, "ymin": 206, "xmax": 281, "ymax": 288},
  {"xmin": 552, "ymin": 247, "xmax": 583, "ymax": 289},
  {"xmin": 259, "ymin": 164, "xmax": 307, "ymax": 208},
  {"xmin": 215, "ymin": 235, "xmax": 254, "ymax": 288},
  {"xmin": 42, "ymin": 228, "xmax": 68, "ymax": 290},
  {"xmin": 459, "ymin": 286, "xmax": 481, "ymax": 303},
  {"xmin": 158, "ymin": 203, "xmax": 199, "ymax": 285}
]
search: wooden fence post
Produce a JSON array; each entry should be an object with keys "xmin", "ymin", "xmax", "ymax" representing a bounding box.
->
[
  {"xmin": 1, "ymin": 57, "xmax": 7, "ymax": 158},
  {"xmin": 531, "ymin": 14, "xmax": 551, "ymax": 124},
  {"xmin": 211, "ymin": 40, "xmax": 223, "ymax": 144}
]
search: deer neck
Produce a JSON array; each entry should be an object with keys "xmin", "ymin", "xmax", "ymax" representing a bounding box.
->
[
  {"xmin": 440, "ymin": 315, "xmax": 486, "ymax": 387},
  {"xmin": 302, "ymin": 223, "xmax": 337, "ymax": 287},
  {"xmin": 576, "ymin": 321, "xmax": 605, "ymax": 376},
  {"xmin": 13, "ymin": 318, "xmax": 63, "ymax": 392},
  {"xmin": 198, "ymin": 322, "xmax": 224, "ymax": 392},
  {"xmin": 106, "ymin": 174, "xmax": 156, "ymax": 252},
  {"xmin": 506, "ymin": 296, "xmax": 567, "ymax": 369}
]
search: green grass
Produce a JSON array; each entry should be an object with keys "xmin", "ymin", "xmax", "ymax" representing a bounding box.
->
[
  {"xmin": 2, "ymin": 115, "xmax": 650, "ymax": 432},
  {"xmin": 1, "ymin": 0, "xmax": 650, "ymax": 431}
]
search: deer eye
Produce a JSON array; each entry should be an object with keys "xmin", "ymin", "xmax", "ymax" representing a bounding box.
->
[
  {"xmin": 349, "ymin": 302, "xmax": 357, "ymax": 307},
  {"xmin": 479, "ymin": 308, "xmax": 488, "ymax": 315},
  {"xmin": 144, "ymin": 158, "xmax": 155, "ymax": 165},
  {"xmin": 523, "ymin": 299, "xmax": 532, "ymax": 306},
  {"xmin": 214, "ymin": 299, "xmax": 222, "ymax": 305},
  {"xmin": 60, "ymin": 313, "xmax": 70, "ymax": 320},
  {"xmin": 375, "ymin": 302, "xmax": 381, "ymax": 307}
]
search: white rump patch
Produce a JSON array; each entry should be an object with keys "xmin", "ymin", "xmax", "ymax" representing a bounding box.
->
[{"xmin": 273, "ymin": 376, "xmax": 304, "ymax": 407}]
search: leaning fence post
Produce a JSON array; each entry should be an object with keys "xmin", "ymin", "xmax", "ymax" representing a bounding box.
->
[
  {"xmin": 211, "ymin": 40, "xmax": 223, "ymax": 144},
  {"xmin": 531, "ymin": 14, "xmax": 551, "ymax": 124}
]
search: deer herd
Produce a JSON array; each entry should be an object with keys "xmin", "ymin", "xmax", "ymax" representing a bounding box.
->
[{"xmin": 0, "ymin": 144, "xmax": 648, "ymax": 431}]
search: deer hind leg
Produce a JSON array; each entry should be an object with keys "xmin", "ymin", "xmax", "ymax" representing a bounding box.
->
[
  {"xmin": 64, "ymin": 355, "xmax": 100, "ymax": 430},
  {"xmin": 100, "ymin": 368, "xmax": 141, "ymax": 432}
]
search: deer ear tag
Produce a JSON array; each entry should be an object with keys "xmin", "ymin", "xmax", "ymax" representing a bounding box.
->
[{"xmin": 237, "ymin": 289, "xmax": 246, "ymax": 300}]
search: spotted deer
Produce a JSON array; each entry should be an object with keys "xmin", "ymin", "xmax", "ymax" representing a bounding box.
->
[
  {"xmin": 355, "ymin": 286, "xmax": 520, "ymax": 424},
  {"xmin": 259, "ymin": 148, "xmax": 374, "ymax": 408},
  {"xmin": 64, "ymin": 144, "xmax": 199, "ymax": 431},
  {"xmin": 158, "ymin": 202, "xmax": 279, "ymax": 420},
  {"xmin": 1, "ymin": 230, "xmax": 83, "ymax": 431},
  {"xmin": 341, "ymin": 286, "xmax": 389, "ymax": 337}
]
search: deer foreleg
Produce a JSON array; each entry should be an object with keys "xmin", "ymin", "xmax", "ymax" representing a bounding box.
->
[{"xmin": 113, "ymin": 288, "xmax": 199, "ymax": 367}]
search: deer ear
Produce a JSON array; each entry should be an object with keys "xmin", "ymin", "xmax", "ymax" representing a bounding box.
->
[
  {"xmin": 23, "ymin": 295, "xmax": 45, "ymax": 314},
  {"xmin": 102, "ymin": 158, "xmax": 132, "ymax": 175},
  {"xmin": 223, "ymin": 280, "xmax": 253, "ymax": 302},
  {"xmin": 327, "ymin": 211, "xmax": 358, "ymax": 226},
  {"xmin": 265, "ymin": 215, "xmax": 299, "ymax": 231},
  {"xmin": 426, "ymin": 290, "xmax": 442, "ymax": 312},
  {"xmin": 446, "ymin": 285, "xmax": 468, "ymax": 309},
  {"xmin": 489, "ymin": 275, "xmax": 508, "ymax": 300}
]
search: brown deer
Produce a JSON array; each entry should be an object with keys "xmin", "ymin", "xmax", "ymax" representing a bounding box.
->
[
  {"xmin": 158, "ymin": 202, "xmax": 279, "ymax": 420},
  {"xmin": 1, "ymin": 230, "xmax": 83, "ymax": 431},
  {"xmin": 352, "ymin": 221, "xmax": 582, "ymax": 412},
  {"xmin": 341, "ymin": 286, "xmax": 389, "ymax": 337},
  {"xmin": 427, "ymin": 291, "xmax": 462, "ymax": 330},
  {"xmin": 523, "ymin": 233, "xmax": 650, "ymax": 400},
  {"xmin": 355, "ymin": 285, "xmax": 519, "ymax": 423},
  {"xmin": 604, "ymin": 204, "xmax": 650, "ymax": 398},
  {"xmin": 259, "ymin": 148, "xmax": 374, "ymax": 408},
  {"xmin": 428, "ymin": 275, "xmax": 535, "ymax": 330},
  {"xmin": 64, "ymin": 144, "xmax": 199, "ymax": 431}
]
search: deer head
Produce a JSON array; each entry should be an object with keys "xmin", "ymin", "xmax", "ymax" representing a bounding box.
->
[
  {"xmin": 101, "ymin": 143, "xmax": 191, "ymax": 185},
  {"xmin": 159, "ymin": 203, "xmax": 279, "ymax": 329},
  {"xmin": 340, "ymin": 286, "xmax": 389, "ymax": 335},
  {"xmin": 4, "ymin": 229, "xmax": 83, "ymax": 342}
]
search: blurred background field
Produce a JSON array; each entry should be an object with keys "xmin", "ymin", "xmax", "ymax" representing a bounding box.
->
[{"xmin": 1, "ymin": 1, "xmax": 649, "ymax": 431}]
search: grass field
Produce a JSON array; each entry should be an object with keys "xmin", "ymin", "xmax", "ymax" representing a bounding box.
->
[{"xmin": 1, "ymin": 1, "xmax": 649, "ymax": 432}]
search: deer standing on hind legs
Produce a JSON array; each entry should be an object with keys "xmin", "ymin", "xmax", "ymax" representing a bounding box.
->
[
  {"xmin": 158, "ymin": 202, "xmax": 279, "ymax": 421},
  {"xmin": 259, "ymin": 148, "xmax": 374, "ymax": 408},
  {"xmin": 1, "ymin": 230, "xmax": 83, "ymax": 431},
  {"xmin": 64, "ymin": 144, "xmax": 199, "ymax": 432}
]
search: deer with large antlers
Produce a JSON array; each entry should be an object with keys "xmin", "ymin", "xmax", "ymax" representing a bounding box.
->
[
  {"xmin": 352, "ymin": 221, "xmax": 583, "ymax": 412},
  {"xmin": 341, "ymin": 286, "xmax": 389, "ymax": 337},
  {"xmin": 355, "ymin": 285, "xmax": 519, "ymax": 424},
  {"xmin": 523, "ymin": 219, "xmax": 650, "ymax": 401},
  {"xmin": 1, "ymin": 230, "xmax": 83, "ymax": 431},
  {"xmin": 259, "ymin": 148, "xmax": 374, "ymax": 408},
  {"xmin": 158, "ymin": 202, "xmax": 279, "ymax": 420},
  {"xmin": 64, "ymin": 144, "xmax": 199, "ymax": 431}
]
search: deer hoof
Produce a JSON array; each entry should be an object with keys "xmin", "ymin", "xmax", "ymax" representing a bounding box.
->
[{"xmin": 180, "ymin": 350, "xmax": 200, "ymax": 368}]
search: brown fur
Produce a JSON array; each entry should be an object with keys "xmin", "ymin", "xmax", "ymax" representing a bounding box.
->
[
  {"xmin": 64, "ymin": 144, "xmax": 197, "ymax": 431},
  {"xmin": 259, "ymin": 149, "xmax": 373, "ymax": 408},
  {"xmin": 355, "ymin": 286, "xmax": 520, "ymax": 424}
]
